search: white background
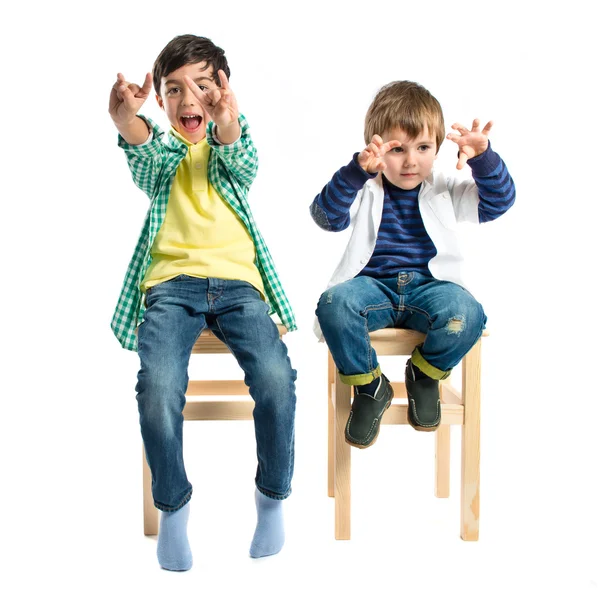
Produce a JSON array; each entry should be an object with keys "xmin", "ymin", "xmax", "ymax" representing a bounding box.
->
[{"xmin": 2, "ymin": 0, "xmax": 599, "ymax": 598}]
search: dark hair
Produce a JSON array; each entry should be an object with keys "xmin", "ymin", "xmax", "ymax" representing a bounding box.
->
[
  {"xmin": 152, "ymin": 34, "xmax": 230, "ymax": 95},
  {"xmin": 364, "ymin": 81, "xmax": 445, "ymax": 152}
]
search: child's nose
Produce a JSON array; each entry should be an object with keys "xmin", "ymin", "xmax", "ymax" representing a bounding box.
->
[{"xmin": 403, "ymin": 151, "xmax": 416, "ymax": 165}]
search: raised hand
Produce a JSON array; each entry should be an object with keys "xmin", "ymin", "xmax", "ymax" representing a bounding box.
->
[
  {"xmin": 446, "ymin": 118, "xmax": 493, "ymax": 170},
  {"xmin": 183, "ymin": 69, "xmax": 239, "ymax": 130},
  {"xmin": 109, "ymin": 72, "xmax": 153, "ymax": 126},
  {"xmin": 357, "ymin": 135, "xmax": 402, "ymax": 173}
]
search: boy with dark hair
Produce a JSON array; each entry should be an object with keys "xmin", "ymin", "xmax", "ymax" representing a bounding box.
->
[
  {"xmin": 311, "ymin": 80, "xmax": 515, "ymax": 449},
  {"xmin": 109, "ymin": 34, "xmax": 297, "ymax": 570}
]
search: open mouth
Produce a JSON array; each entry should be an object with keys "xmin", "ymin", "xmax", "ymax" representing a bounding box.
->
[{"xmin": 179, "ymin": 114, "xmax": 203, "ymax": 131}]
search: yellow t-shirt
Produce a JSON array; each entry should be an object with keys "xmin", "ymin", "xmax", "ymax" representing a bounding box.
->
[{"xmin": 141, "ymin": 132, "xmax": 264, "ymax": 296}]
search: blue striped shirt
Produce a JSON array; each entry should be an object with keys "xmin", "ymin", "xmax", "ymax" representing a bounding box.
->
[
  {"xmin": 310, "ymin": 145, "xmax": 515, "ymax": 278},
  {"xmin": 360, "ymin": 178, "xmax": 435, "ymax": 276}
]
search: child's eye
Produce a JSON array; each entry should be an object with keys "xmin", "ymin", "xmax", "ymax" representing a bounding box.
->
[
  {"xmin": 198, "ymin": 85, "xmax": 208, "ymax": 91},
  {"xmin": 167, "ymin": 87, "xmax": 180, "ymax": 95},
  {"xmin": 391, "ymin": 147, "xmax": 404, "ymax": 153},
  {"xmin": 419, "ymin": 145, "xmax": 431, "ymax": 151}
]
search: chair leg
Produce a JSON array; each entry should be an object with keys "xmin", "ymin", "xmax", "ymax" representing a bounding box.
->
[
  {"xmin": 435, "ymin": 425, "xmax": 451, "ymax": 498},
  {"xmin": 460, "ymin": 339, "xmax": 481, "ymax": 541},
  {"xmin": 334, "ymin": 371, "xmax": 352, "ymax": 540},
  {"xmin": 328, "ymin": 352, "xmax": 335, "ymax": 498},
  {"xmin": 143, "ymin": 445, "xmax": 159, "ymax": 536}
]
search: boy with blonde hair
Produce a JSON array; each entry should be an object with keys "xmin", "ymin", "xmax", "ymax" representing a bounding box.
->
[
  {"xmin": 109, "ymin": 34, "xmax": 296, "ymax": 570},
  {"xmin": 311, "ymin": 80, "xmax": 515, "ymax": 448}
]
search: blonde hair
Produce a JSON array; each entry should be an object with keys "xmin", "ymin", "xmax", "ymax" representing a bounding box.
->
[{"xmin": 364, "ymin": 81, "xmax": 445, "ymax": 152}]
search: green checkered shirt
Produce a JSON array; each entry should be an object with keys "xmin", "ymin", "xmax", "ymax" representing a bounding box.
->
[{"xmin": 111, "ymin": 114, "xmax": 297, "ymax": 351}]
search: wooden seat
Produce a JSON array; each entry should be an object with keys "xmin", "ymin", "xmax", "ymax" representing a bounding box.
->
[
  {"xmin": 327, "ymin": 328, "xmax": 487, "ymax": 541},
  {"xmin": 142, "ymin": 324, "xmax": 287, "ymax": 535}
]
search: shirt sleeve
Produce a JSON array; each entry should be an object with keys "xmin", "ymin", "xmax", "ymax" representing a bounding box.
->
[
  {"xmin": 467, "ymin": 143, "xmax": 516, "ymax": 223},
  {"xmin": 117, "ymin": 116, "xmax": 167, "ymax": 200},
  {"xmin": 205, "ymin": 114, "xmax": 258, "ymax": 189},
  {"xmin": 309, "ymin": 153, "xmax": 376, "ymax": 232}
]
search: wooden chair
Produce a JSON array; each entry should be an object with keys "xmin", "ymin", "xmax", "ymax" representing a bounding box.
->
[
  {"xmin": 327, "ymin": 328, "xmax": 486, "ymax": 541},
  {"xmin": 142, "ymin": 324, "xmax": 288, "ymax": 535}
]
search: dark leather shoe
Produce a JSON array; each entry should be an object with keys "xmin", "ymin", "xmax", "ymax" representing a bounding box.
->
[
  {"xmin": 345, "ymin": 375, "xmax": 394, "ymax": 448},
  {"xmin": 405, "ymin": 359, "xmax": 441, "ymax": 432}
]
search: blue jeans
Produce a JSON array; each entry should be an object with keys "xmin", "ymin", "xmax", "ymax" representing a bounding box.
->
[
  {"xmin": 316, "ymin": 272, "xmax": 486, "ymax": 384},
  {"xmin": 136, "ymin": 275, "xmax": 297, "ymax": 511}
]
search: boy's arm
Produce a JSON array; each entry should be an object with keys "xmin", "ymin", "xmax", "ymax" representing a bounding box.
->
[
  {"xmin": 114, "ymin": 116, "xmax": 150, "ymax": 145},
  {"xmin": 310, "ymin": 135, "xmax": 400, "ymax": 231},
  {"xmin": 109, "ymin": 72, "xmax": 166, "ymax": 198},
  {"xmin": 117, "ymin": 117, "xmax": 167, "ymax": 198},
  {"xmin": 310, "ymin": 155, "xmax": 375, "ymax": 231},
  {"xmin": 446, "ymin": 119, "xmax": 515, "ymax": 223},
  {"xmin": 184, "ymin": 70, "xmax": 256, "ymax": 188},
  {"xmin": 468, "ymin": 144, "xmax": 515, "ymax": 222},
  {"xmin": 205, "ymin": 115, "xmax": 258, "ymax": 189}
]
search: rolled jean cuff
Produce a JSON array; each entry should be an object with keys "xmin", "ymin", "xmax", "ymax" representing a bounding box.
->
[
  {"xmin": 411, "ymin": 346, "xmax": 451, "ymax": 380},
  {"xmin": 154, "ymin": 487, "xmax": 193, "ymax": 512},
  {"xmin": 339, "ymin": 364, "xmax": 382, "ymax": 386},
  {"xmin": 256, "ymin": 483, "xmax": 291, "ymax": 500}
]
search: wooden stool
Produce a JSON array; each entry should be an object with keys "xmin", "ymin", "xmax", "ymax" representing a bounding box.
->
[
  {"xmin": 327, "ymin": 328, "xmax": 486, "ymax": 541},
  {"xmin": 142, "ymin": 324, "xmax": 288, "ymax": 535}
]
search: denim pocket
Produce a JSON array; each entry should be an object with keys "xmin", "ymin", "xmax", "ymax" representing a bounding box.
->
[{"xmin": 145, "ymin": 275, "xmax": 187, "ymax": 305}]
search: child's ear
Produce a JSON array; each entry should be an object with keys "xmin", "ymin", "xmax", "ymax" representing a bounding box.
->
[{"xmin": 156, "ymin": 94, "xmax": 164, "ymax": 110}]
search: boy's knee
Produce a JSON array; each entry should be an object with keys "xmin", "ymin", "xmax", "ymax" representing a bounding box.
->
[
  {"xmin": 316, "ymin": 285, "xmax": 359, "ymax": 328},
  {"xmin": 316, "ymin": 288, "xmax": 335, "ymax": 309},
  {"xmin": 250, "ymin": 361, "xmax": 296, "ymax": 411},
  {"xmin": 443, "ymin": 315, "xmax": 465, "ymax": 334},
  {"xmin": 137, "ymin": 366, "xmax": 186, "ymax": 410},
  {"xmin": 436, "ymin": 294, "xmax": 485, "ymax": 337},
  {"xmin": 255, "ymin": 359, "xmax": 296, "ymax": 390}
]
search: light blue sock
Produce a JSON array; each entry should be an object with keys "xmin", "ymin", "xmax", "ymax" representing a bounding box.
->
[
  {"xmin": 157, "ymin": 502, "xmax": 193, "ymax": 571},
  {"xmin": 249, "ymin": 489, "xmax": 285, "ymax": 558}
]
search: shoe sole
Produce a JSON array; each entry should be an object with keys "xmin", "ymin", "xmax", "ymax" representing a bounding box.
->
[{"xmin": 407, "ymin": 400, "xmax": 441, "ymax": 432}]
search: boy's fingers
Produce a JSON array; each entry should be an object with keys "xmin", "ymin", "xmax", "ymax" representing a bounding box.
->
[
  {"xmin": 481, "ymin": 120, "xmax": 494, "ymax": 136},
  {"xmin": 230, "ymin": 93, "xmax": 239, "ymax": 112},
  {"xmin": 367, "ymin": 142, "xmax": 380, "ymax": 156},
  {"xmin": 457, "ymin": 151, "xmax": 468, "ymax": 170},
  {"xmin": 452, "ymin": 122, "xmax": 469, "ymax": 135},
  {"xmin": 183, "ymin": 75, "xmax": 201, "ymax": 95},
  {"xmin": 471, "ymin": 118, "xmax": 480, "ymax": 132},
  {"xmin": 371, "ymin": 134, "xmax": 383, "ymax": 146},
  {"xmin": 183, "ymin": 75, "xmax": 211, "ymax": 105},
  {"xmin": 114, "ymin": 74, "xmax": 129, "ymax": 91},
  {"xmin": 358, "ymin": 149, "xmax": 373, "ymax": 168},
  {"xmin": 120, "ymin": 85, "xmax": 137, "ymax": 108},
  {"xmin": 446, "ymin": 133, "xmax": 460, "ymax": 144},
  {"xmin": 207, "ymin": 88, "xmax": 222, "ymax": 106},
  {"xmin": 141, "ymin": 72, "xmax": 153, "ymax": 96},
  {"xmin": 218, "ymin": 69, "xmax": 230, "ymax": 90},
  {"xmin": 383, "ymin": 140, "xmax": 402, "ymax": 152},
  {"xmin": 196, "ymin": 94, "xmax": 213, "ymax": 111}
]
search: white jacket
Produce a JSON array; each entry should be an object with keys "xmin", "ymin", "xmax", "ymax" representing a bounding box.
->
[{"xmin": 313, "ymin": 170, "xmax": 481, "ymax": 339}]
